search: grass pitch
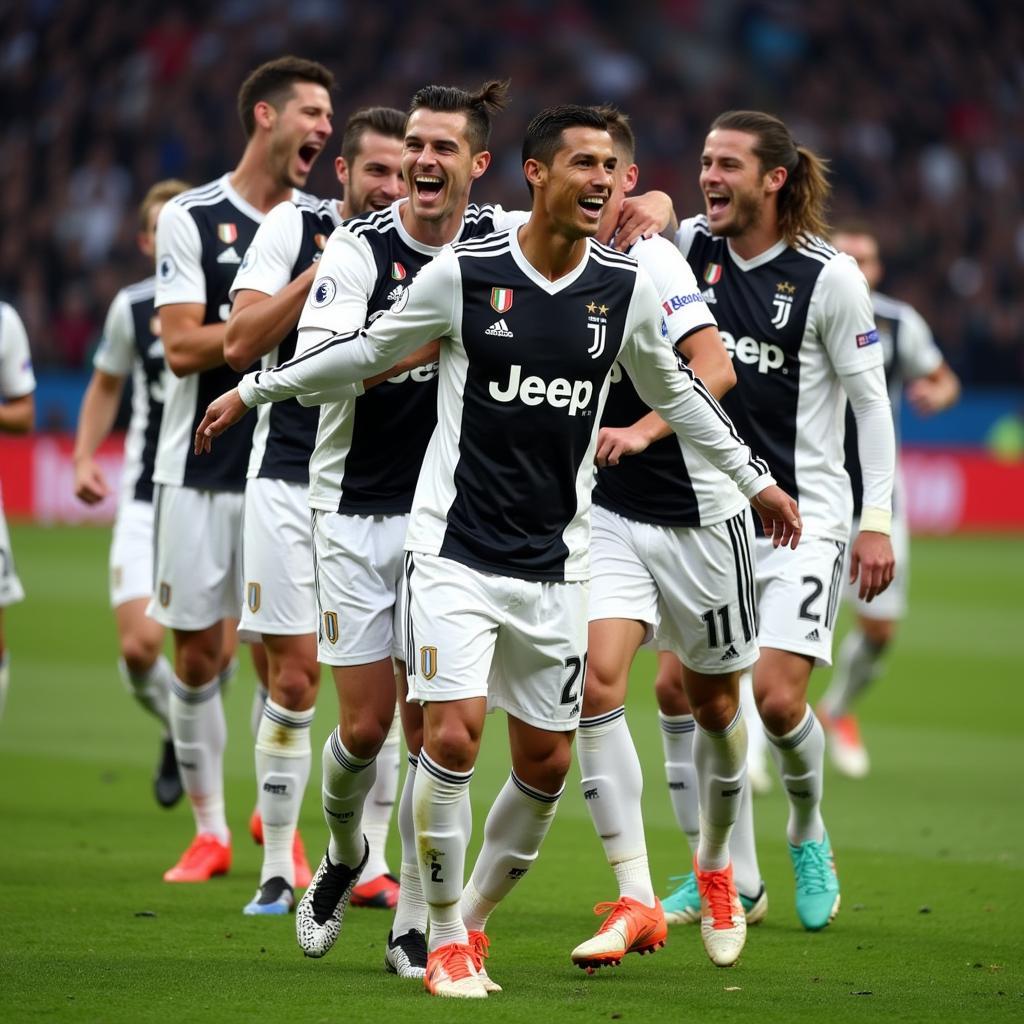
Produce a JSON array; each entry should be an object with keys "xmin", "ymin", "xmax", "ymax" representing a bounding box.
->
[{"xmin": 0, "ymin": 525, "xmax": 1021, "ymax": 1022}]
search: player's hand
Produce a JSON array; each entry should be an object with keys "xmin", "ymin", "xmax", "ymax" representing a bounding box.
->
[
  {"xmin": 595, "ymin": 425, "xmax": 653, "ymax": 467},
  {"xmin": 73, "ymin": 456, "xmax": 110, "ymax": 505},
  {"xmin": 194, "ymin": 389, "xmax": 249, "ymax": 454},
  {"xmin": 849, "ymin": 529, "xmax": 895, "ymax": 602},
  {"xmin": 905, "ymin": 378, "xmax": 945, "ymax": 416},
  {"xmin": 750, "ymin": 484, "xmax": 802, "ymax": 549},
  {"xmin": 613, "ymin": 191, "xmax": 676, "ymax": 251}
]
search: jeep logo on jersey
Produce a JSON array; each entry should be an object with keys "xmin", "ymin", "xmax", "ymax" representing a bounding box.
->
[
  {"xmin": 311, "ymin": 276, "xmax": 337, "ymax": 307},
  {"xmin": 217, "ymin": 223, "xmax": 237, "ymax": 244},
  {"xmin": 489, "ymin": 364, "xmax": 594, "ymax": 416},
  {"xmin": 386, "ymin": 363, "xmax": 438, "ymax": 385},
  {"xmin": 491, "ymin": 287, "xmax": 513, "ymax": 313},
  {"xmin": 720, "ymin": 330, "xmax": 785, "ymax": 374},
  {"xmin": 772, "ymin": 281, "xmax": 796, "ymax": 329}
]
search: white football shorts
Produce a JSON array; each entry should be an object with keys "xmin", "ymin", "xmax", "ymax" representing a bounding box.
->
[
  {"xmin": 311, "ymin": 509, "xmax": 407, "ymax": 667},
  {"xmin": 589, "ymin": 504, "xmax": 759, "ymax": 674},
  {"xmin": 403, "ymin": 552, "xmax": 589, "ymax": 733},
  {"xmin": 844, "ymin": 511, "xmax": 909, "ymax": 621},
  {"xmin": 754, "ymin": 535, "xmax": 848, "ymax": 667},
  {"xmin": 239, "ymin": 477, "xmax": 317, "ymax": 641},
  {"xmin": 0, "ymin": 494, "xmax": 24, "ymax": 607},
  {"xmin": 148, "ymin": 483, "xmax": 244, "ymax": 631},
  {"xmin": 109, "ymin": 498, "xmax": 155, "ymax": 607}
]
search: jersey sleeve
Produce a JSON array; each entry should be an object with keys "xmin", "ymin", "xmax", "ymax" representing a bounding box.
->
[
  {"xmin": 489, "ymin": 205, "xmax": 531, "ymax": 232},
  {"xmin": 632, "ymin": 236, "xmax": 716, "ymax": 344},
  {"xmin": 813, "ymin": 253, "xmax": 884, "ymax": 376},
  {"xmin": 155, "ymin": 200, "xmax": 206, "ymax": 309},
  {"xmin": 0, "ymin": 303, "xmax": 35, "ymax": 399},
  {"xmin": 896, "ymin": 302, "xmax": 943, "ymax": 379},
  {"xmin": 229, "ymin": 200, "xmax": 304, "ymax": 301},
  {"xmin": 92, "ymin": 289, "xmax": 135, "ymax": 377},
  {"xmin": 240, "ymin": 246, "xmax": 458, "ymax": 407},
  {"xmin": 617, "ymin": 269, "xmax": 773, "ymax": 499},
  {"xmin": 673, "ymin": 216, "xmax": 701, "ymax": 260}
]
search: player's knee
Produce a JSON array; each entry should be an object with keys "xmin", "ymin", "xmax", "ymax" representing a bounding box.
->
[
  {"xmin": 654, "ymin": 666, "xmax": 690, "ymax": 715},
  {"xmin": 120, "ymin": 634, "xmax": 160, "ymax": 676},
  {"xmin": 176, "ymin": 644, "xmax": 220, "ymax": 686},
  {"xmin": 756, "ymin": 689, "xmax": 803, "ymax": 737},
  {"xmin": 860, "ymin": 618, "xmax": 895, "ymax": 650},
  {"xmin": 339, "ymin": 713, "xmax": 387, "ymax": 760},
  {"xmin": 691, "ymin": 689, "xmax": 738, "ymax": 733},
  {"xmin": 581, "ymin": 660, "xmax": 621, "ymax": 715},
  {"xmin": 426, "ymin": 718, "xmax": 480, "ymax": 774},
  {"xmin": 270, "ymin": 660, "xmax": 320, "ymax": 711}
]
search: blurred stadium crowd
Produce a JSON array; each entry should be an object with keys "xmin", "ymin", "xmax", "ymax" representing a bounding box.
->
[{"xmin": 0, "ymin": 0, "xmax": 1020, "ymax": 386}]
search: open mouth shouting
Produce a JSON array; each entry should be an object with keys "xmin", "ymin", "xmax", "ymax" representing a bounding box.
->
[
  {"xmin": 295, "ymin": 139, "xmax": 324, "ymax": 178},
  {"xmin": 706, "ymin": 190, "xmax": 731, "ymax": 221},
  {"xmin": 578, "ymin": 192, "xmax": 607, "ymax": 221},
  {"xmin": 413, "ymin": 174, "xmax": 445, "ymax": 205}
]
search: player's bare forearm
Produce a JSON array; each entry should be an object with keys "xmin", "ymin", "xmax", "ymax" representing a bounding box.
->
[
  {"xmin": 0, "ymin": 394, "xmax": 33, "ymax": 434},
  {"xmin": 73, "ymin": 372, "xmax": 124, "ymax": 503},
  {"xmin": 849, "ymin": 529, "xmax": 895, "ymax": 602},
  {"xmin": 906, "ymin": 363, "xmax": 960, "ymax": 416},
  {"xmin": 364, "ymin": 339, "xmax": 441, "ymax": 391},
  {"xmin": 194, "ymin": 388, "xmax": 250, "ymax": 454},
  {"xmin": 596, "ymin": 412, "xmax": 672, "ymax": 468},
  {"xmin": 678, "ymin": 326, "xmax": 736, "ymax": 400},
  {"xmin": 613, "ymin": 191, "xmax": 677, "ymax": 251},
  {"xmin": 225, "ymin": 268, "xmax": 316, "ymax": 371},
  {"xmin": 161, "ymin": 304, "xmax": 228, "ymax": 377}
]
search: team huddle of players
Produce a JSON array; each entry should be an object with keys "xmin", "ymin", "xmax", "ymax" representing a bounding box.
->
[{"xmin": 19, "ymin": 54, "xmax": 954, "ymax": 1000}]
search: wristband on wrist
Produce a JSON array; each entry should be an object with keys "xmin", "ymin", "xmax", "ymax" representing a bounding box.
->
[{"xmin": 860, "ymin": 506, "xmax": 892, "ymax": 535}]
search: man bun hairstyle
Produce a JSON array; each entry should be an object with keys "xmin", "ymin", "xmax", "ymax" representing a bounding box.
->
[
  {"xmin": 711, "ymin": 110, "xmax": 831, "ymax": 245},
  {"xmin": 237, "ymin": 56, "xmax": 335, "ymax": 138},
  {"xmin": 407, "ymin": 79, "xmax": 510, "ymax": 153},
  {"xmin": 341, "ymin": 106, "xmax": 406, "ymax": 166}
]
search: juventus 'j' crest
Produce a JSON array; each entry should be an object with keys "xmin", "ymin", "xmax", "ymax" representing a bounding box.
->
[
  {"xmin": 772, "ymin": 281, "xmax": 796, "ymax": 330},
  {"xmin": 420, "ymin": 645, "xmax": 438, "ymax": 680}
]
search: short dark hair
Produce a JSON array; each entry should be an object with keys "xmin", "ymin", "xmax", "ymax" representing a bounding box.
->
[
  {"xmin": 407, "ymin": 79, "xmax": 509, "ymax": 153},
  {"xmin": 340, "ymin": 106, "xmax": 406, "ymax": 166},
  {"xmin": 522, "ymin": 104, "xmax": 608, "ymax": 168},
  {"xmin": 237, "ymin": 56, "xmax": 334, "ymax": 138},
  {"xmin": 710, "ymin": 110, "xmax": 831, "ymax": 245},
  {"xmin": 593, "ymin": 105, "xmax": 635, "ymax": 162}
]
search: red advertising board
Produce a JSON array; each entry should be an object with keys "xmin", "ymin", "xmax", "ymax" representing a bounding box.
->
[{"xmin": 1, "ymin": 436, "xmax": 1023, "ymax": 532}]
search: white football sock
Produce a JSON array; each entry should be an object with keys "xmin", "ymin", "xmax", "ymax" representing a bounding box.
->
[
  {"xmin": 695, "ymin": 709, "xmax": 747, "ymax": 872},
  {"xmin": 728, "ymin": 771, "xmax": 763, "ymax": 898},
  {"xmin": 119, "ymin": 655, "xmax": 173, "ymax": 730},
  {"xmin": 321, "ymin": 728, "xmax": 376, "ymax": 868},
  {"xmin": 821, "ymin": 628, "xmax": 884, "ymax": 717},
  {"xmin": 740, "ymin": 669, "xmax": 770, "ymax": 776},
  {"xmin": 362, "ymin": 710, "xmax": 400, "ymax": 879},
  {"xmin": 414, "ymin": 750, "xmax": 473, "ymax": 951},
  {"xmin": 578, "ymin": 707, "xmax": 655, "ymax": 906},
  {"xmin": 249, "ymin": 678, "xmax": 268, "ymax": 740},
  {"xmin": 462, "ymin": 771, "xmax": 562, "ymax": 932},
  {"xmin": 659, "ymin": 712, "xmax": 700, "ymax": 856},
  {"xmin": 391, "ymin": 753, "xmax": 427, "ymax": 937},
  {"xmin": 170, "ymin": 675, "xmax": 228, "ymax": 844},
  {"xmin": 255, "ymin": 699, "xmax": 313, "ymax": 886},
  {"xmin": 767, "ymin": 706, "xmax": 827, "ymax": 845}
]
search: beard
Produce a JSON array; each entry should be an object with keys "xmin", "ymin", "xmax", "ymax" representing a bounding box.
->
[{"xmin": 709, "ymin": 188, "xmax": 762, "ymax": 238}]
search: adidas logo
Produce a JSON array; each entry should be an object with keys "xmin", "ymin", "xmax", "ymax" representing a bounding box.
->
[
  {"xmin": 217, "ymin": 246, "xmax": 242, "ymax": 265},
  {"xmin": 720, "ymin": 644, "xmax": 739, "ymax": 661},
  {"xmin": 701, "ymin": 287, "xmax": 717, "ymax": 304},
  {"xmin": 387, "ymin": 285, "xmax": 404, "ymax": 303},
  {"xmin": 485, "ymin": 318, "xmax": 514, "ymax": 338},
  {"xmin": 804, "ymin": 628, "xmax": 820, "ymax": 642}
]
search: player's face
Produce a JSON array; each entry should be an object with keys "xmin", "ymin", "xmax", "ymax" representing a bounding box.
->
[
  {"xmin": 402, "ymin": 109, "xmax": 489, "ymax": 224},
  {"xmin": 596, "ymin": 144, "xmax": 638, "ymax": 245},
  {"xmin": 542, "ymin": 127, "xmax": 616, "ymax": 239},
  {"xmin": 268, "ymin": 81, "xmax": 333, "ymax": 188},
  {"xmin": 337, "ymin": 130, "xmax": 406, "ymax": 216},
  {"xmin": 833, "ymin": 232, "xmax": 882, "ymax": 289},
  {"xmin": 699, "ymin": 128, "xmax": 771, "ymax": 238},
  {"xmin": 137, "ymin": 202, "xmax": 164, "ymax": 258}
]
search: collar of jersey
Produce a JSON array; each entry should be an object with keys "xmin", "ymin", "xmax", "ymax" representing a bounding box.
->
[
  {"xmin": 389, "ymin": 198, "xmax": 462, "ymax": 257},
  {"xmin": 219, "ymin": 173, "xmax": 300, "ymax": 225},
  {"xmin": 725, "ymin": 237, "xmax": 788, "ymax": 272},
  {"xmin": 509, "ymin": 228, "xmax": 592, "ymax": 294}
]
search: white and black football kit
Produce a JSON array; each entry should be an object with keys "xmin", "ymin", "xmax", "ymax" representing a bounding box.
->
[
  {"xmin": 242, "ymin": 227, "xmax": 773, "ymax": 729},
  {"xmin": 294, "ymin": 200, "xmax": 527, "ymax": 667},
  {"xmin": 151, "ymin": 174, "xmax": 306, "ymax": 630},
  {"xmin": 677, "ymin": 216, "xmax": 894, "ymax": 664},
  {"xmin": 0, "ymin": 303, "xmax": 34, "ymax": 608},
  {"xmin": 93, "ymin": 278, "xmax": 167, "ymax": 607},
  {"xmin": 591, "ymin": 235, "xmax": 759, "ymax": 673},
  {"xmin": 842, "ymin": 291, "xmax": 942, "ymax": 620},
  {"xmin": 229, "ymin": 195, "xmax": 342, "ymax": 639}
]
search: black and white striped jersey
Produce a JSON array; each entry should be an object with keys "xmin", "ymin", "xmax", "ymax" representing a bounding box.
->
[
  {"xmin": 845, "ymin": 290, "xmax": 942, "ymax": 516},
  {"xmin": 593, "ymin": 235, "xmax": 748, "ymax": 528},
  {"xmin": 294, "ymin": 199, "xmax": 528, "ymax": 514},
  {"xmin": 243, "ymin": 227, "xmax": 773, "ymax": 583},
  {"xmin": 228, "ymin": 194, "xmax": 342, "ymax": 484},
  {"xmin": 677, "ymin": 215, "xmax": 883, "ymax": 541},
  {"xmin": 93, "ymin": 277, "xmax": 165, "ymax": 503},
  {"xmin": 153, "ymin": 174, "xmax": 308, "ymax": 491},
  {"xmin": 0, "ymin": 302, "xmax": 34, "ymax": 402}
]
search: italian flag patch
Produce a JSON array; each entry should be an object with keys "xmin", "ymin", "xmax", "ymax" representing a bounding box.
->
[
  {"xmin": 391, "ymin": 262, "xmax": 407, "ymax": 280},
  {"xmin": 217, "ymin": 223, "xmax": 238, "ymax": 244},
  {"xmin": 704, "ymin": 262, "xmax": 722, "ymax": 285},
  {"xmin": 490, "ymin": 287, "xmax": 513, "ymax": 313}
]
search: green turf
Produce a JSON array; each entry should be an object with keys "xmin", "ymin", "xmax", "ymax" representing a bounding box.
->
[{"xmin": 1, "ymin": 526, "xmax": 1021, "ymax": 1022}]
